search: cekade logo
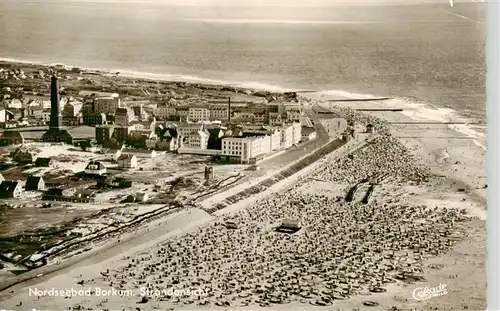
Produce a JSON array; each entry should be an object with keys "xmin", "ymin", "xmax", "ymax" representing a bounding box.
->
[{"xmin": 413, "ymin": 283, "xmax": 448, "ymax": 301}]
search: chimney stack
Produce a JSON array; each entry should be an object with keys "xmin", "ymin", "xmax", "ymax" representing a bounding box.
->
[
  {"xmin": 228, "ymin": 97, "xmax": 231, "ymax": 123},
  {"xmin": 49, "ymin": 75, "xmax": 62, "ymax": 130}
]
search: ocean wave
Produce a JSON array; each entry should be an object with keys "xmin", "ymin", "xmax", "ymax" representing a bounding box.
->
[{"xmin": 314, "ymin": 89, "xmax": 487, "ymax": 150}]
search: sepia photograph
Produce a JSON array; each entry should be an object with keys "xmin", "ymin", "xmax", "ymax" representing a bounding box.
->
[{"xmin": 0, "ymin": 0, "xmax": 489, "ymax": 310}]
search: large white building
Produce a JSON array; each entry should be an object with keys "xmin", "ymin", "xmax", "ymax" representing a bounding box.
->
[
  {"xmin": 277, "ymin": 122, "xmax": 301, "ymax": 149},
  {"xmin": 291, "ymin": 122, "xmax": 302, "ymax": 145},
  {"xmin": 188, "ymin": 107, "xmax": 210, "ymax": 122},
  {"xmin": 221, "ymin": 136, "xmax": 271, "ymax": 163}
]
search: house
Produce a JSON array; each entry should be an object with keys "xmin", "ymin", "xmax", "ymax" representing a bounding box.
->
[
  {"xmin": 188, "ymin": 107, "xmax": 210, "ymax": 122},
  {"xmin": 114, "ymin": 107, "xmax": 131, "ymax": 127},
  {"xmin": 0, "ymin": 180, "xmax": 22, "ymax": 198},
  {"xmin": 0, "ymin": 130, "xmax": 24, "ymax": 146},
  {"xmin": 301, "ymin": 127, "xmax": 316, "ymax": 142},
  {"xmin": 185, "ymin": 130, "xmax": 209, "ymax": 149},
  {"xmin": 157, "ymin": 136, "xmax": 180, "ymax": 151},
  {"xmin": 117, "ymin": 154, "xmax": 138, "ymax": 169},
  {"xmin": 41, "ymin": 128, "xmax": 74, "ymax": 144},
  {"xmin": 85, "ymin": 161, "xmax": 106, "ymax": 176},
  {"xmin": 25, "ymin": 176, "xmax": 45, "ymax": 191},
  {"xmin": 35, "ymin": 157, "xmax": 52, "ymax": 167},
  {"xmin": 83, "ymin": 112, "xmax": 106, "ymax": 126},
  {"xmin": 136, "ymin": 192, "xmax": 149, "ymax": 202},
  {"xmin": 107, "ymin": 148, "xmax": 123, "ymax": 161},
  {"xmin": 4, "ymin": 121, "xmax": 19, "ymax": 128}
]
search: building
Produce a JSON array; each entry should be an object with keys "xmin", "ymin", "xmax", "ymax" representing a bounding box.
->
[
  {"xmin": 25, "ymin": 176, "xmax": 45, "ymax": 191},
  {"xmin": 188, "ymin": 107, "xmax": 210, "ymax": 122},
  {"xmin": 233, "ymin": 111, "xmax": 256, "ymax": 123},
  {"xmin": 82, "ymin": 102, "xmax": 94, "ymax": 116},
  {"xmin": 85, "ymin": 161, "xmax": 106, "ymax": 176},
  {"xmin": 127, "ymin": 129, "xmax": 155, "ymax": 148},
  {"xmin": 114, "ymin": 108, "xmax": 131, "ymax": 127},
  {"xmin": 286, "ymin": 107, "xmax": 302, "ymax": 122},
  {"xmin": 159, "ymin": 127, "xmax": 181, "ymax": 151},
  {"xmin": 278, "ymin": 123, "xmax": 302, "ymax": 149},
  {"xmin": 62, "ymin": 100, "xmax": 83, "ymax": 125},
  {"xmin": 209, "ymin": 104, "xmax": 229, "ymax": 121},
  {"xmin": 221, "ymin": 136, "xmax": 271, "ymax": 163},
  {"xmin": 176, "ymin": 107, "xmax": 189, "ymax": 120},
  {"xmin": 83, "ymin": 112, "xmax": 106, "ymax": 126},
  {"xmin": 0, "ymin": 180, "xmax": 22, "ymax": 198},
  {"xmin": 136, "ymin": 192, "xmax": 149, "ymax": 202},
  {"xmin": 301, "ymin": 127, "xmax": 317, "ymax": 141},
  {"xmin": 177, "ymin": 122, "xmax": 204, "ymax": 138},
  {"xmin": 130, "ymin": 120, "xmax": 155, "ymax": 132},
  {"xmin": 110, "ymin": 126, "xmax": 130, "ymax": 145},
  {"xmin": 117, "ymin": 154, "xmax": 138, "ymax": 169},
  {"xmin": 185, "ymin": 130, "xmax": 209, "ymax": 149},
  {"xmin": 241, "ymin": 126, "xmax": 281, "ymax": 151},
  {"xmin": 94, "ymin": 96, "xmax": 121, "ymax": 115},
  {"xmin": 155, "ymin": 105, "xmax": 177, "ymax": 119},
  {"xmin": 41, "ymin": 76, "xmax": 74, "ymax": 144},
  {"xmin": 6, "ymin": 98, "xmax": 22, "ymax": 109},
  {"xmin": 291, "ymin": 122, "xmax": 302, "ymax": 145},
  {"xmin": 96, "ymin": 125, "xmax": 114, "ymax": 145},
  {"xmin": 0, "ymin": 108, "xmax": 8, "ymax": 126},
  {"xmin": 0, "ymin": 130, "xmax": 24, "ymax": 146}
]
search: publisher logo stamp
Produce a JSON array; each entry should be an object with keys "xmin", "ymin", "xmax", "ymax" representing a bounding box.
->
[{"xmin": 412, "ymin": 283, "xmax": 448, "ymax": 301}]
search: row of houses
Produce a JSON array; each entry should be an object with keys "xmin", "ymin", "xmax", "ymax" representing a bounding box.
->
[
  {"xmin": 0, "ymin": 174, "xmax": 45, "ymax": 199},
  {"xmin": 0, "ymin": 97, "xmax": 86, "ymax": 128},
  {"xmin": 154, "ymin": 102, "xmax": 303, "ymax": 123},
  {"xmin": 94, "ymin": 120, "xmax": 311, "ymax": 163}
]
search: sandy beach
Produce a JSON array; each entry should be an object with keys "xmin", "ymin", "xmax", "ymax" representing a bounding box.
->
[{"xmin": 0, "ymin": 83, "xmax": 486, "ymax": 311}]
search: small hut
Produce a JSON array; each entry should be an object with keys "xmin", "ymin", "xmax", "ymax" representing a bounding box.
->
[
  {"xmin": 276, "ymin": 219, "xmax": 302, "ymax": 233},
  {"xmin": 25, "ymin": 176, "xmax": 45, "ymax": 191}
]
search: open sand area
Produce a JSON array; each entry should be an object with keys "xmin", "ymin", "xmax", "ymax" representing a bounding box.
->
[{"xmin": 0, "ymin": 92, "xmax": 486, "ymax": 311}]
